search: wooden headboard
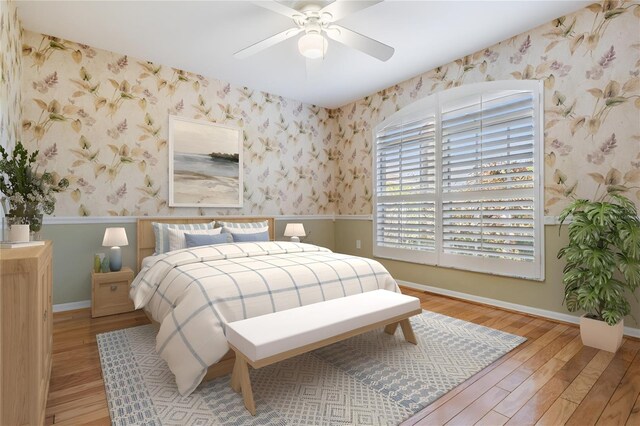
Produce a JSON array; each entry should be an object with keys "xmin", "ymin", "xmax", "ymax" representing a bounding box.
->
[{"xmin": 136, "ymin": 216, "xmax": 276, "ymax": 272}]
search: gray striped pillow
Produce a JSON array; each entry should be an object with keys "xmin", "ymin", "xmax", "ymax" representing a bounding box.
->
[
  {"xmin": 216, "ymin": 220, "xmax": 269, "ymax": 234},
  {"xmin": 152, "ymin": 221, "xmax": 216, "ymax": 254}
]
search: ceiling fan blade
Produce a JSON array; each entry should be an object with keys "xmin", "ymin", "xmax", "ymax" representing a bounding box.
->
[
  {"xmin": 319, "ymin": 0, "xmax": 383, "ymax": 22},
  {"xmin": 252, "ymin": 1, "xmax": 303, "ymax": 20},
  {"xmin": 326, "ymin": 25, "xmax": 394, "ymax": 61},
  {"xmin": 234, "ymin": 27, "xmax": 302, "ymax": 59}
]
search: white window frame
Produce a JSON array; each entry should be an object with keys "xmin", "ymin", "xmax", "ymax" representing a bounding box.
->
[{"xmin": 372, "ymin": 80, "xmax": 545, "ymax": 281}]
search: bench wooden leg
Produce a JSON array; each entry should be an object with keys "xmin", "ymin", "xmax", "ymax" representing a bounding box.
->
[
  {"xmin": 237, "ymin": 355, "xmax": 256, "ymax": 415},
  {"xmin": 399, "ymin": 319, "xmax": 417, "ymax": 345},
  {"xmin": 384, "ymin": 322, "xmax": 399, "ymax": 335},
  {"xmin": 230, "ymin": 357, "xmax": 241, "ymax": 393}
]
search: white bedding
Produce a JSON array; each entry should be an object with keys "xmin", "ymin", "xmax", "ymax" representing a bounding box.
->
[{"xmin": 130, "ymin": 241, "xmax": 400, "ymax": 396}]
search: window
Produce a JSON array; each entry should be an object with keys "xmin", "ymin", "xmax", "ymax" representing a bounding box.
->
[{"xmin": 373, "ymin": 81, "xmax": 544, "ymax": 280}]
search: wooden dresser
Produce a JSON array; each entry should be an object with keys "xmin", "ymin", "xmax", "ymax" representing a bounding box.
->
[{"xmin": 0, "ymin": 241, "xmax": 53, "ymax": 425}]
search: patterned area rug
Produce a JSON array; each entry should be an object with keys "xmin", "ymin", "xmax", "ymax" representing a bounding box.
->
[{"xmin": 97, "ymin": 311, "xmax": 525, "ymax": 425}]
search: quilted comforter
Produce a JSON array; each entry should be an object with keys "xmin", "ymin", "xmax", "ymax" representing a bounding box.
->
[{"xmin": 130, "ymin": 241, "xmax": 400, "ymax": 396}]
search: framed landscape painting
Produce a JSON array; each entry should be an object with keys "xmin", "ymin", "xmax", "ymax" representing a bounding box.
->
[{"xmin": 168, "ymin": 116, "xmax": 243, "ymax": 207}]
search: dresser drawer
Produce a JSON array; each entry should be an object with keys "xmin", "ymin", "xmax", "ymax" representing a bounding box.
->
[{"xmin": 91, "ymin": 268, "xmax": 135, "ymax": 317}]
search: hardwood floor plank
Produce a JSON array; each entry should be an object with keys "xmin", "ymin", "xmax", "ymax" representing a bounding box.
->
[
  {"xmin": 49, "ymin": 369, "xmax": 104, "ymax": 394},
  {"xmin": 46, "ymin": 380, "xmax": 106, "ymax": 408},
  {"xmin": 596, "ymin": 351, "xmax": 640, "ymax": 426},
  {"xmin": 530, "ymin": 324, "xmax": 570, "ymax": 348},
  {"xmin": 53, "ymin": 408, "xmax": 110, "ymax": 426},
  {"xmin": 626, "ymin": 392, "xmax": 640, "ymax": 426},
  {"xmin": 561, "ymin": 350, "xmax": 616, "ymax": 404},
  {"xmin": 566, "ymin": 340, "xmax": 640, "ymax": 426},
  {"xmin": 502, "ymin": 316, "xmax": 535, "ymax": 335},
  {"xmin": 535, "ymin": 398, "xmax": 578, "ymax": 426},
  {"xmin": 496, "ymin": 328, "xmax": 577, "ymax": 392},
  {"xmin": 505, "ymin": 377, "xmax": 570, "ymax": 426},
  {"xmin": 476, "ymin": 410, "xmax": 509, "ymax": 426},
  {"xmin": 446, "ymin": 386, "xmax": 509, "ymax": 426},
  {"xmin": 493, "ymin": 357, "xmax": 568, "ymax": 418},
  {"xmin": 504, "ymin": 343, "xmax": 597, "ymax": 426},
  {"xmin": 555, "ymin": 336, "xmax": 585, "ymax": 363},
  {"xmin": 554, "ymin": 346, "xmax": 599, "ymax": 383},
  {"xmin": 45, "ymin": 393, "xmax": 107, "ymax": 422},
  {"xmin": 520, "ymin": 319, "xmax": 555, "ymax": 341}
]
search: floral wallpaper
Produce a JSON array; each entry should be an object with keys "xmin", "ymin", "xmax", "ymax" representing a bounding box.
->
[
  {"xmin": 21, "ymin": 29, "xmax": 338, "ymax": 217},
  {"xmin": 0, "ymin": 0, "xmax": 22, "ymax": 157},
  {"xmin": 333, "ymin": 1, "xmax": 640, "ymax": 216},
  {"xmin": 19, "ymin": 2, "xmax": 640, "ymax": 218}
]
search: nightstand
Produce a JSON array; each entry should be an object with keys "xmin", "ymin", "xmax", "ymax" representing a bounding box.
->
[{"xmin": 91, "ymin": 267, "xmax": 135, "ymax": 318}]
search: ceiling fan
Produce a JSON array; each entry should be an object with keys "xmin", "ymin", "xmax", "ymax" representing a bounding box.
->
[{"xmin": 234, "ymin": 1, "xmax": 394, "ymax": 62}]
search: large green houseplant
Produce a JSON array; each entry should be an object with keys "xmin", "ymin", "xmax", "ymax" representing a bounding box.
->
[{"xmin": 558, "ymin": 191, "xmax": 640, "ymax": 352}]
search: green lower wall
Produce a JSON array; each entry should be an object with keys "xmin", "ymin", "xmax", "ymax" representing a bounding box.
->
[
  {"xmin": 334, "ymin": 219, "xmax": 640, "ymax": 325},
  {"xmin": 43, "ymin": 216, "xmax": 639, "ymax": 328},
  {"xmin": 44, "ymin": 218, "xmax": 335, "ymax": 305},
  {"xmin": 43, "ymin": 222, "xmax": 137, "ymax": 304}
]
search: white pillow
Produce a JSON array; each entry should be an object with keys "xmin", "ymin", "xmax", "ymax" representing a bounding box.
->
[
  {"xmin": 216, "ymin": 220, "xmax": 269, "ymax": 234},
  {"xmin": 152, "ymin": 221, "xmax": 216, "ymax": 254},
  {"xmin": 168, "ymin": 227, "xmax": 223, "ymax": 252}
]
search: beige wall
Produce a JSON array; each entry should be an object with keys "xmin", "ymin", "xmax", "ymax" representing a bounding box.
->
[{"xmin": 334, "ymin": 219, "xmax": 640, "ymax": 325}]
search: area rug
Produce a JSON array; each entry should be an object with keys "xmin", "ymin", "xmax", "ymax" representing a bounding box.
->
[{"xmin": 97, "ymin": 311, "xmax": 525, "ymax": 425}]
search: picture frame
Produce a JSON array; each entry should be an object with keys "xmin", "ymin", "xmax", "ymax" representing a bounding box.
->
[{"xmin": 168, "ymin": 115, "xmax": 243, "ymax": 208}]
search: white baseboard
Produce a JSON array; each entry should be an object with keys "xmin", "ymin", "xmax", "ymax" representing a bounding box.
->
[
  {"xmin": 397, "ymin": 279, "xmax": 640, "ymax": 338},
  {"xmin": 53, "ymin": 300, "xmax": 91, "ymax": 313}
]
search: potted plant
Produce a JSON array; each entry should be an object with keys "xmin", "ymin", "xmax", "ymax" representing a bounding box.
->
[
  {"xmin": 0, "ymin": 142, "xmax": 68, "ymax": 240},
  {"xmin": 558, "ymin": 191, "xmax": 640, "ymax": 352}
]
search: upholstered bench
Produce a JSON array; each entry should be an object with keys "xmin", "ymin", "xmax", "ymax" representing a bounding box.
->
[{"xmin": 226, "ymin": 289, "xmax": 422, "ymax": 415}]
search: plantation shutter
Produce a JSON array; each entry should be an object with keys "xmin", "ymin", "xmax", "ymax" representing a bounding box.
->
[
  {"xmin": 438, "ymin": 90, "xmax": 541, "ymax": 278},
  {"xmin": 372, "ymin": 81, "xmax": 544, "ymax": 280},
  {"xmin": 373, "ymin": 109, "xmax": 437, "ymax": 264}
]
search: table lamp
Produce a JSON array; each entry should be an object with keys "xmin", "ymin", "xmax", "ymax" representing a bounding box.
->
[
  {"xmin": 284, "ymin": 223, "xmax": 306, "ymax": 242},
  {"xmin": 102, "ymin": 227, "xmax": 128, "ymax": 272}
]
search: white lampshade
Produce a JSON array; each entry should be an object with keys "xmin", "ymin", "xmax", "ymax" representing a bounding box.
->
[
  {"xmin": 298, "ymin": 33, "xmax": 327, "ymax": 59},
  {"xmin": 102, "ymin": 227, "xmax": 129, "ymax": 247},
  {"xmin": 284, "ymin": 223, "xmax": 306, "ymax": 238}
]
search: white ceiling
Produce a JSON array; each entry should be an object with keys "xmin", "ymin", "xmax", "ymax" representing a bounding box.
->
[{"xmin": 17, "ymin": 0, "xmax": 591, "ymax": 109}]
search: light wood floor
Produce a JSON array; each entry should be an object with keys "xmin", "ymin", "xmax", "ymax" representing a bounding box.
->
[{"xmin": 46, "ymin": 288, "xmax": 640, "ymax": 425}]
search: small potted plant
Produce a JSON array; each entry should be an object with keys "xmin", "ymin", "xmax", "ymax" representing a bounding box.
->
[
  {"xmin": 0, "ymin": 142, "xmax": 68, "ymax": 240},
  {"xmin": 558, "ymin": 191, "xmax": 640, "ymax": 352}
]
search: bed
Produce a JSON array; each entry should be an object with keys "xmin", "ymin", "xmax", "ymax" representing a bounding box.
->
[{"xmin": 131, "ymin": 216, "xmax": 401, "ymax": 396}]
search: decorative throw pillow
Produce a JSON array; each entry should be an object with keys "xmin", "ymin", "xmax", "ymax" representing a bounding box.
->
[
  {"xmin": 185, "ymin": 232, "xmax": 233, "ymax": 248},
  {"xmin": 167, "ymin": 227, "xmax": 223, "ymax": 252},
  {"xmin": 216, "ymin": 220, "xmax": 269, "ymax": 234},
  {"xmin": 152, "ymin": 221, "xmax": 215, "ymax": 254},
  {"xmin": 230, "ymin": 231, "xmax": 270, "ymax": 242}
]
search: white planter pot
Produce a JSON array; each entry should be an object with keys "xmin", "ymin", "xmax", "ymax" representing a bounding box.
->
[{"xmin": 579, "ymin": 315, "xmax": 623, "ymax": 353}]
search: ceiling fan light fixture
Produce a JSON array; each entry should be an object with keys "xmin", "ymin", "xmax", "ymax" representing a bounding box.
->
[{"xmin": 298, "ymin": 32, "xmax": 327, "ymax": 59}]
